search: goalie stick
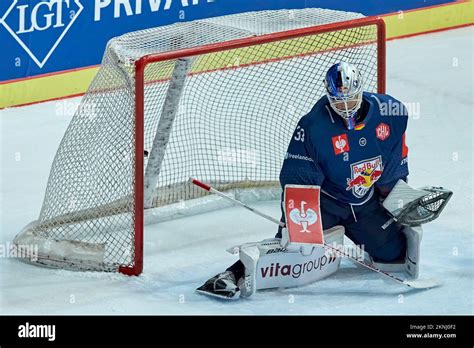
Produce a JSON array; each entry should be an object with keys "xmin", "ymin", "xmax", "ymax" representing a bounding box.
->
[{"xmin": 189, "ymin": 178, "xmax": 442, "ymax": 290}]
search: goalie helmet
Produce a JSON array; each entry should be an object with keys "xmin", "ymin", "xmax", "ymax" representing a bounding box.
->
[{"xmin": 324, "ymin": 62, "xmax": 364, "ymax": 130}]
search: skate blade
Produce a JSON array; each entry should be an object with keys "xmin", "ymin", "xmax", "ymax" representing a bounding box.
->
[{"xmin": 195, "ymin": 288, "xmax": 241, "ymax": 300}]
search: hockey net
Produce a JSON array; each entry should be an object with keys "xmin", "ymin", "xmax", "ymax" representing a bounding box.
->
[{"xmin": 14, "ymin": 9, "xmax": 385, "ymax": 275}]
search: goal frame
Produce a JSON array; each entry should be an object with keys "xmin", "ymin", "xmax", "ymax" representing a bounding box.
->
[{"xmin": 122, "ymin": 16, "xmax": 386, "ymax": 276}]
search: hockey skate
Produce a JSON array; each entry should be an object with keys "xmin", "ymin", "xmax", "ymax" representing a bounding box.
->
[{"xmin": 196, "ymin": 271, "xmax": 240, "ymax": 300}]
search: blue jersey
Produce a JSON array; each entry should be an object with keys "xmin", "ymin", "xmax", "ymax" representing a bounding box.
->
[{"xmin": 280, "ymin": 92, "xmax": 409, "ymax": 205}]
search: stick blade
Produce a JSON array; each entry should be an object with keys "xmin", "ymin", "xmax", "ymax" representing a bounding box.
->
[{"xmin": 403, "ymin": 277, "xmax": 443, "ymax": 289}]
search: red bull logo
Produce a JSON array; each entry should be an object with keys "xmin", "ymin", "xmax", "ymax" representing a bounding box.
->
[{"xmin": 346, "ymin": 156, "xmax": 383, "ymax": 198}]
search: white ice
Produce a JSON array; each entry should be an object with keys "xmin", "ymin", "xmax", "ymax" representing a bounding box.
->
[{"xmin": 0, "ymin": 26, "xmax": 473, "ymax": 315}]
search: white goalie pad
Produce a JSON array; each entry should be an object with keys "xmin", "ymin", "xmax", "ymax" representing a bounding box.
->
[
  {"xmin": 368, "ymin": 225, "xmax": 423, "ymax": 279},
  {"xmin": 403, "ymin": 225, "xmax": 423, "ymax": 279},
  {"xmin": 229, "ymin": 225, "xmax": 345, "ymax": 296}
]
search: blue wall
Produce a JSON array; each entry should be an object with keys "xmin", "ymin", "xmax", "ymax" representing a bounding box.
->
[{"xmin": 0, "ymin": 0, "xmax": 455, "ymax": 82}]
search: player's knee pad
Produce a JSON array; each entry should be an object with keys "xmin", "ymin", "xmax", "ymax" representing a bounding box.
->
[
  {"xmin": 403, "ymin": 226, "xmax": 423, "ymax": 279},
  {"xmin": 369, "ymin": 226, "xmax": 423, "ymax": 279}
]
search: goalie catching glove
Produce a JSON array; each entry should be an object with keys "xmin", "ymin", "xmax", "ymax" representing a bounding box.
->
[{"xmin": 382, "ymin": 179, "xmax": 452, "ymax": 227}]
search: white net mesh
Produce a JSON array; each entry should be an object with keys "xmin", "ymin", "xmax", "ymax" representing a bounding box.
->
[{"xmin": 15, "ymin": 8, "xmax": 383, "ymax": 274}]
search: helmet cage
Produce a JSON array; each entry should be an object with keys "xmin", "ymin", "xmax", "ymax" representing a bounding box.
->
[{"xmin": 326, "ymin": 91, "xmax": 363, "ymax": 120}]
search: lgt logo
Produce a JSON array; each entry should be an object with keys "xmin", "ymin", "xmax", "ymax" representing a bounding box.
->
[{"xmin": 0, "ymin": 0, "xmax": 84, "ymax": 68}]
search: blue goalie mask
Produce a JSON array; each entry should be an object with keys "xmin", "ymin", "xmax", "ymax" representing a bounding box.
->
[{"xmin": 324, "ymin": 62, "xmax": 364, "ymax": 130}]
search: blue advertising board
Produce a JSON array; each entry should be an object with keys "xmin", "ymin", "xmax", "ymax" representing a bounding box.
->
[{"xmin": 0, "ymin": 0, "xmax": 455, "ymax": 83}]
